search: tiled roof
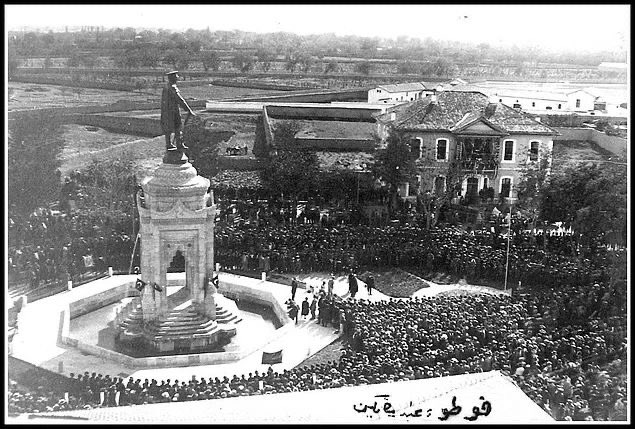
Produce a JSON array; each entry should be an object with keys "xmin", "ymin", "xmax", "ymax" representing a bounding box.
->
[
  {"xmin": 376, "ymin": 82, "xmax": 427, "ymax": 93},
  {"xmin": 380, "ymin": 91, "xmax": 558, "ymax": 135},
  {"xmin": 317, "ymin": 151, "xmax": 374, "ymax": 172}
]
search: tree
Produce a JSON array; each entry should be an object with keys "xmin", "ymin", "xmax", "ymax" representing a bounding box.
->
[
  {"xmin": 324, "ymin": 61, "xmax": 339, "ymax": 75},
  {"xmin": 355, "ymin": 61, "xmax": 372, "ymax": 76},
  {"xmin": 8, "ymin": 53, "xmax": 19, "ymax": 79},
  {"xmin": 371, "ymin": 126, "xmax": 417, "ymax": 214},
  {"xmin": 285, "ymin": 51, "xmax": 299, "ymax": 72},
  {"xmin": 8, "ymin": 112, "xmax": 65, "ymax": 214},
  {"xmin": 397, "ymin": 60, "xmax": 420, "ymax": 75},
  {"xmin": 515, "ymin": 151, "xmax": 552, "ymax": 245},
  {"xmin": 182, "ymin": 116, "xmax": 223, "ymax": 179},
  {"xmin": 298, "ymin": 54, "xmax": 314, "ymax": 73},
  {"xmin": 541, "ymin": 162, "xmax": 627, "ymax": 250},
  {"xmin": 139, "ymin": 47, "xmax": 161, "ymax": 68},
  {"xmin": 261, "ymin": 122, "xmax": 320, "ymax": 210},
  {"xmin": 201, "ymin": 51, "xmax": 221, "ymax": 72},
  {"xmin": 66, "ymin": 50, "xmax": 81, "ymax": 68},
  {"xmin": 416, "ymin": 160, "xmax": 467, "ymax": 230},
  {"xmin": 81, "ymin": 156, "xmax": 136, "ymax": 213},
  {"xmin": 232, "ymin": 53, "xmax": 254, "ymax": 72},
  {"xmin": 255, "ymin": 48, "xmax": 274, "ymax": 72}
]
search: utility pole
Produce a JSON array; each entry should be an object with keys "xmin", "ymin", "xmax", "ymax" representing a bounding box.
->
[{"xmin": 504, "ymin": 205, "xmax": 512, "ymax": 292}]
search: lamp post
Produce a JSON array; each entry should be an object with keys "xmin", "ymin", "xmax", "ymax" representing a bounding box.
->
[{"xmin": 504, "ymin": 205, "xmax": 512, "ymax": 292}]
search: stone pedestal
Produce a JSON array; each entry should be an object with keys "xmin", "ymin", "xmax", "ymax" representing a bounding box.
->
[{"xmin": 117, "ymin": 149, "xmax": 237, "ymax": 353}]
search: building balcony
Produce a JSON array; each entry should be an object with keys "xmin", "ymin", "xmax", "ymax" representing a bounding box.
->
[{"xmin": 458, "ymin": 155, "xmax": 499, "ymax": 172}]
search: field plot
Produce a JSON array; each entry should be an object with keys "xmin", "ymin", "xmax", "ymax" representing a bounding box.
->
[
  {"xmin": 179, "ymin": 84, "xmax": 284, "ymax": 101},
  {"xmin": 8, "ymin": 82, "xmax": 158, "ymax": 111}
]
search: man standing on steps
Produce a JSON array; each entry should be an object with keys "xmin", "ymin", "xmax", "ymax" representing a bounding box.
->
[
  {"xmin": 161, "ymin": 70, "xmax": 196, "ymax": 151},
  {"xmin": 291, "ymin": 277, "xmax": 298, "ymax": 300}
]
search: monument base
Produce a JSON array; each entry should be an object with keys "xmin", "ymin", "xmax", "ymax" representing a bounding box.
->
[
  {"xmin": 162, "ymin": 149, "xmax": 189, "ymax": 165},
  {"xmin": 117, "ymin": 298, "xmax": 240, "ymax": 354}
]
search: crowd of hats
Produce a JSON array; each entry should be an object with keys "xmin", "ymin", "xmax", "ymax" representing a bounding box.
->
[
  {"xmin": 8, "ymin": 207, "xmax": 135, "ymax": 292},
  {"xmin": 214, "ymin": 222, "xmax": 615, "ymax": 289},
  {"xmin": 8, "ymin": 277, "xmax": 626, "ymax": 420}
]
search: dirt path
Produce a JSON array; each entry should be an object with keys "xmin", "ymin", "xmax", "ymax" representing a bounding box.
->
[{"xmin": 59, "ymin": 136, "xmax": 164, "ymax": 177}]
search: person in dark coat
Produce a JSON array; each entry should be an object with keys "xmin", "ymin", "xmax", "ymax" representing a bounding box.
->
[
  {"xmin": 348, "ymin": 272, "xmax": 358, "ymax": 298},
  {"xmin": 291, "ymin": 277, "xmax": 298, "ymax": 300},
  {"xmin": 310, "ymin": 297, "xmax": 317, "ymax": 320},
  {"xmin": 366, "ymin": 274, "xmax": 374, "ymax": 295},
  {"xmin": 289, "ymin": 302, "xmax": 298, "ymax": 325},
  {"xmin": 301, "ymin": 297, "xmax": 310, "ymax": 320}
]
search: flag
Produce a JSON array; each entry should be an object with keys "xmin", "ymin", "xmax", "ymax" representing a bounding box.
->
[
  {"xmin": 135, "ymin": 278, "xmax": 147, "ymax": 291},
  {"xmin": 261, "ymin": 350, "xmax": 282, "ymax": 364},
  {"xmin": 153, "ymin": 282, "xmax": 163, "ymax": 292}
]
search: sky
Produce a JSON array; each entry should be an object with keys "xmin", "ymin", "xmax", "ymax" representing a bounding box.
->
[{"xmin": 4, "ymin": 4, "xmax": 630, "ymax": 53}]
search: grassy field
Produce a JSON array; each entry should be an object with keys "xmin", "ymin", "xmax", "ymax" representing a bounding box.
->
[
  {"xmin": 552, "ymin": 139, "xmax": 618, "ymax": 173},
  {"xmin": 296, "ymin": 338, "xmax": 345, "ymax": 368},
  {"xmin": 8, "ymin": 82, "xmax": 284, "ymax": 112},
  {"xmin": 358, "ymin": 269, "xmax": 431, "ymax": 298},
  {"xmin": 58, "ymin": 132, "xmax": 165, "ymax": 178}
]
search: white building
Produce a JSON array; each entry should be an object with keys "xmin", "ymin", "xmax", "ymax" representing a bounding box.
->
[
  {"xmin": 566, "ymin": 88, "xmax": 606, "ymax": 112},
  {"xmin": 367, "ymin": 82, "xmax": 431, "ymax": 104},
  {"xmin": 489, "ymin": 87, "xmax": 606, "ymax": 114}
]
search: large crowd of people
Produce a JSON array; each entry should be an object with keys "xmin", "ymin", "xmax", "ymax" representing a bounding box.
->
[
  {"xmin": 8, "ymin": 276, "xmax": 627, "ymax": 420},
  {"xmin": 7, "ymin": 180, "xmax": 627, "ymax": 421},
  {"xmin": 8, "ymin": 207, "xmax": 136, "ymax": 291},
  {"xmin": 215, "ymin": 222, "xmax": 615, "ymax": 290}
]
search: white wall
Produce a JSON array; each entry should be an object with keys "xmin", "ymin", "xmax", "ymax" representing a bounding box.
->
[{"xmin": 567, "ymin": 90, "xmax": 596, "ymax": 111}]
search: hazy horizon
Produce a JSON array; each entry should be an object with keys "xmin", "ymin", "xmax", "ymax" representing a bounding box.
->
[{"xmin": 5, "ymin": 4, "xmax": 629, "ymax": 55}]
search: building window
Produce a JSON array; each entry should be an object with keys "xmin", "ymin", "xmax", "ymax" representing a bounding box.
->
[
  {"xmin": 546, "ymin": 106, "xmax": 552, "ymax": 110},
  {"xmin": 531, "ymin": 102, "xmax": 536, "ymax": 107},
  {"xmin": 409, "ymin": 138, "xmax": 422, "ymax": 159},
  {"xmin": 499, "ymin": 99, "xmax": 502, "ymax": 102},
  {"xmin": 434, "ymin": 176, "xmax": 446, "ymax": 194},
  {"xmin": 513, "ymin": 103, "xmax": 521, "ymax": 109},
  {"xmin": 558, "ymin": 104, "xmax": 562, "ymax": 109},
  {"xmin": 500, "ymin": 177, "xmax": 512, "ymax": 198},
  {"xmin": 502, "ymin": 140, "xmax": 515, "ymax": 162},
  {"xmin": 436, "ymin": 138, "xmax": 448, "ymax": 161},
  {"xmin": 529, "ymin": 141, "xmax": 540, "ymax": 161},
  {"xmin": 576, "ymin": 99, "xmax": 581, "ymax": 108}
]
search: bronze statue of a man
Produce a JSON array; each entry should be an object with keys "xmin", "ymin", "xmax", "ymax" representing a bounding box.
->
[{"xmin": 160, "ymin": 71, "xmax": 196, "ymax": 151}]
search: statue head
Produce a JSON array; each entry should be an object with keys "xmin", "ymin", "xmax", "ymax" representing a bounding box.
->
[{"xmin": 166, "ymin": 70, "xmax": 179, "ymax": 84}]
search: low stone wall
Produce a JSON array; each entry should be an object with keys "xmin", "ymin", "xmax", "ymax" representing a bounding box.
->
[
  {"xmin": 74, "ymin": 114, "xmax": 162, "ymax": 137},
  {"xmin": 60, "ymin": 274, "xmax": 292, "ymax": 369},
  {"xmin": 295, "ymin": 137, "xmax": 374, "ymax": 151},
  {"xmin": 589, "ymin": 129, "xmax": 627, "ymax": 156},
  {"xmin": 553, "ymin": 127, "xmax": 627, "ymax": 156},
  {"xmin": 218, "ymin": 274, "xmax": 291, "ymax": 325},
  {"xmin": 69, "ymin": 281, "xmax": 138, "ymax": 319}
]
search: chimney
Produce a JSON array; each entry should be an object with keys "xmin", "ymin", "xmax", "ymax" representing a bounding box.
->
[
  {"xmin": 390, "ymin": 112, "xmax": 396, "ymax": 121},
  {"xmin": 484, "ymin": 103, "xmax": 497, "ymax": 118}
]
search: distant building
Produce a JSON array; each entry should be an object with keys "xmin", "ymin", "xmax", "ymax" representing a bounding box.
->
[
  {"xmin": 566, "ymin": 88, "xmax": 606, "ymax": 112},
  {"xmin": 488, "ymin": 87, "xmax": 607, "ymax": 114},
  {"xmin": 597, "ymin": 62, "xmax": 628, "ymax": 72},
  {"xmin": 367, "ymin": 82, "xmax": 432, "ymax": 104},
  {"xmin": 375, "ymin": 90, "xmax": 559, "ymax": 204}
]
